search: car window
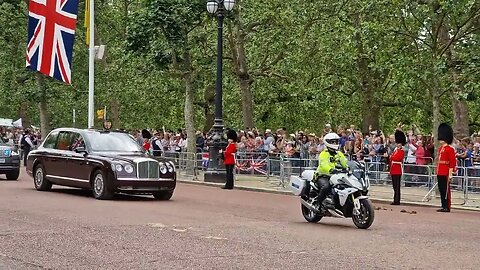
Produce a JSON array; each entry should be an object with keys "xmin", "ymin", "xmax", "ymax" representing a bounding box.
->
[
  {"xmin": 43, "ymin": 131, "xmax": 59, "ymax": 149},
  {"xmin": 55, "ymin": 131, "xmax": 72, "ymax": 151},
  {"xmin": 84, "ymin": 131, "xmax": 143, "ymax": 152},
  {"xmin": 70, "ymin": 132, "xmax": 85, "ymax": 151}
]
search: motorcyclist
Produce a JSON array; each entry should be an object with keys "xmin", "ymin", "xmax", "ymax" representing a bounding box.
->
[{"xmin": 314, "ymin": 132, "xmax": 348, "ymax": 208}]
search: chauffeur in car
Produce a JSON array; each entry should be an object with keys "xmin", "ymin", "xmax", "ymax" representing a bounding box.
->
[{"xmin": 26, "ymin": 125, "xmax": 176, "ymax": 200}]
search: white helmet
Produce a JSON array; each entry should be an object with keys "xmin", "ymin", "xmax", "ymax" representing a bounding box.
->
[{"xmin": 324, "ymin": 132, "xmax": 340, "ymax": 151}]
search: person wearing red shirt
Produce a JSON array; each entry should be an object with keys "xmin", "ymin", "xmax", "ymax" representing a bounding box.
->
[
  {"xmin": 436, "ymin": 123, "xmax": 456, "ymax": 212},
  {"xmin": 390, "ymin": 130, "xmax": 406, "ymax": 205},
  {"xmin": 222, "ymin": 129, "xmax": 238, "ymax": 189},
  {"xmin": 143, "ymin": 138, "xmax": 151, "ymax": 152}
]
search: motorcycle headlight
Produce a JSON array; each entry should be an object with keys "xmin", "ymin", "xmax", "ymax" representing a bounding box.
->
[
  {"xmin": 124, "ymin": 164, "xmax": 134, "ymax": 174},
  {"xmin": 159, "ymin": 162, "xmax": 168, "ymax": 174}
]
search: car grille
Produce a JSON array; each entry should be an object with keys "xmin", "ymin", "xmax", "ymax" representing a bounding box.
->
[{"xmin": 137, "ymin": 160, "xmax": 159, "ymax": 179}]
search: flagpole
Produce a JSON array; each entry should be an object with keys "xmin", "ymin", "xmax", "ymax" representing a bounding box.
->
[{"xmin": 87, "ymin": 0, "xmax": 95, "ymax": 128}]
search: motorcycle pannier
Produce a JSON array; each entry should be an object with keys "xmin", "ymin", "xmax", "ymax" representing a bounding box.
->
[{"xmin": 289, "ymin": 176, "xmax": 307, "ymax": 196}]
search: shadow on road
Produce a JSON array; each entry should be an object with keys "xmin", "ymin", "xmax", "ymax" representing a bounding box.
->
[
  {"xmin": 46, "ymin": 188, "xmax": 159, "ymax": 201},
  {"xmin": 0, "ymin": 178, "xmax": 17, "ymax": 181},
  {"xmin": 290, "ymin": 220, "xmax": 361, "ymax": 230}
]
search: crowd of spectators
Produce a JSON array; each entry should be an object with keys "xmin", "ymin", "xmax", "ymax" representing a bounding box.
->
[
  {"xmin": 0, "ymin": 127, "xmax": 42, "ymax": 148},
  {"xmin": 131, "ymin": 124, "xmax": 480, "ymax": 172}
]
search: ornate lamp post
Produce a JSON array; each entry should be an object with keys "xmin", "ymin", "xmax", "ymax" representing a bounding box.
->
[{"xmin": 205, "ymin": 0, "xmax": 235, "ymax": 182}]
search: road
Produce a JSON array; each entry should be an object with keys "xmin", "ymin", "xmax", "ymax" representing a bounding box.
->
[{"xmin": 1, "ymin": 170, "xmax": 479, "ymax": 270}]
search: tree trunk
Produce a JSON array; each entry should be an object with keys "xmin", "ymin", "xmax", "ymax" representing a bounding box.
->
[
  {"xmin": 36, "ymin": 73, "xmax": 50, "ymax": 138},
  {"xmin": 431, "ymin": 86, "xmax": 441, "ymax": 155},
  {"xmin": 239, "ymin": 77, "xmax": 254, "ymax": 129},
  {"xmin": 352, "ymin": 14, "xmax": 380, "ymax": 134},
  {"xmin": 18, "ymin": 102, "xmax": 31, "ymax": 128},
  {"xmin": 110, "ymin": 98, "xmax": 121, "ymax": 129},
  {"xmin": 203, "ymin": 85, "xmax": 215, "ymax": 133},
  {"xmin": 183, "ymin": 52, "xmax": 197, "ymax": 174},
  {"xmin": 230, "ymin": 19, "xmax": 255, "ymax": 129},
  {"xmin": 452, "ymin": 94, "xmax": 469, "ymax": 139},
  {"xmin": 361, "ymin": 93, "xmax": 380, "ymax": 134}
]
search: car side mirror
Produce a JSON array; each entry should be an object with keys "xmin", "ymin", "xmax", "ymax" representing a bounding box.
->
[{"xmin": 75, "ymin": 147, "xmax": 87, "ymax": 155}]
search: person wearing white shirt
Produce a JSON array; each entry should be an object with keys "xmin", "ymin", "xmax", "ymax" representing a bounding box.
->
[{"xmin": 21, "ymin": 130, "xmax": 35, "ymax": 166}]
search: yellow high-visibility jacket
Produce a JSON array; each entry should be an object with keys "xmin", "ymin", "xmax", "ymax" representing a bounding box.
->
[{"xmin": 316, "ymin": 149, "xmax": 348, "ymax": 175}]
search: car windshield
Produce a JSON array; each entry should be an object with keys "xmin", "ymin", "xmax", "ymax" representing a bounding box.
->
[{"xmin": 84, "ymin": 131, "xmax": 143, "ymax": 152}]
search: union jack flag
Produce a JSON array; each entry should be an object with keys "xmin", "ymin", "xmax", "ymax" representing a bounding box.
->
[{"xmin": 26, "ymin": 0, "xmax": 80, "ymax": 84}]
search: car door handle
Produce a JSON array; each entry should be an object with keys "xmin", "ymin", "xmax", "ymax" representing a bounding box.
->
[{"xmin": 62, "ymin": 154, "xmax": 72, "ymax": 158}]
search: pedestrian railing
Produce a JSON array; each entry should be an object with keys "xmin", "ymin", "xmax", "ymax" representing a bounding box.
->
[{"xmin": 167, "ymin": 151, "xmax": 480, "ymax": 207}]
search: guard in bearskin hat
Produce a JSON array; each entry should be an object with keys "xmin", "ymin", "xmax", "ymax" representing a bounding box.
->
[
  {"xmin": 389, "ymin": 130, "xmax": 406, "ymax": 205},
  {"xmin": 436, "ymin": 123, "xmax": 456, "ymax": 212},
  {"xmin": 222, "ymin": 129, "xmax": 238, "ymax": 189},
  {"xmin": 141, "ymin": 129, "xmax": 152, "ymax": 139}
]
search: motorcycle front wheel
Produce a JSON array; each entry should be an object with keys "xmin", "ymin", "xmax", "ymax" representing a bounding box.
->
[
  {"xmin": 301, "ymin": 204, "xmax": 322, "ymax": 223},
  {"xmin": 352, "ymin": 199, "xmax": 375, "ymax": 229}
]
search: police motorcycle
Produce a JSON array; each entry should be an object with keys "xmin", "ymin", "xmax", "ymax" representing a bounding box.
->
[{"xmin": 289, "ymin": 161, "xmax": 375, "ymax": 229}]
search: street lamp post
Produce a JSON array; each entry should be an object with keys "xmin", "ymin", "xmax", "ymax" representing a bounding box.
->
[{"xmin": 205, "ymin": 0, "xmax": 235, "ymax": 183}]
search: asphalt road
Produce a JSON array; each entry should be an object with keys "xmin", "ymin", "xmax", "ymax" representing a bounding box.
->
[{"xmin": 1, "ymin": 170, "xmax": 479, "ymax": 270}]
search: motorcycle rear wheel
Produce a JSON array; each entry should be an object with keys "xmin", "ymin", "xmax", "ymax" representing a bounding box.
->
[
  {"xmin": 301, "ymin": 204, "xmax": 322, "ymax": 223},
  {"xmin": 352, "ymin": 199, "xmax": 375, "ymax": 229}
]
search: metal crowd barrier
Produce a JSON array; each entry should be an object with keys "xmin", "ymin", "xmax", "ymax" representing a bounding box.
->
[
  {"xmin": 167, "ymin": 150, "xmax": 480, "ymax": 207},
  {"xmin": 154, "ymin": 151, "xmax": 202, "ymax": 180},
  {"xmin": 279, "ymin": 156, "xmax": 317, "ymax": 187}
]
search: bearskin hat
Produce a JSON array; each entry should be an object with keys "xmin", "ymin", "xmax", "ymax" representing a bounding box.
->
[
  {"xmin": 437, "ymin": 123, "xmax": 453, "ymax": 144},
  {"xmin": 141, "ymin": 129, "xmax": 152, "ymax": 139},
  {"xmin": 394, "ymin": 130, "xmax": 406, "ymax": 145},
  {"xmin": 226, "ymin": 129, "xmax": 238, "ymax": 142}
]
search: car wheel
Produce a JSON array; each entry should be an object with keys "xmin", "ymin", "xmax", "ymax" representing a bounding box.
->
[
  {"xmin": 92, "ymin": 170, "xmax": 113, "ymax": 200},
  {"xmin": 34, "ymin": 164, "xmax": 52, "ymax": 191},
  {"xmin": 6, "ymin": 169, "xmax": 20, "ymax": 180},
  {"xmin": 152, "ymin": 190, "xmax": 174, "ymax": 200}
]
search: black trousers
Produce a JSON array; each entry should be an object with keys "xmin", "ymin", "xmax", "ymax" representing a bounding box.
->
[
  {"xmin": 23, "ymin": 147, "xmax": 31, "ymax": 166},
  {"xmin": 437, "ymin": 175, "xmax": 450, "ymax": 210},
  {"xmin": 316, "ymin": 176, "xmax": 331, "ymax": 203},
  {"xmin": 391, "ymin": 175, "xmax": 401, "ymax": 204},
  {"xmin": 225, "ymin": 164, "xmax": 235, "ymax": 188}
]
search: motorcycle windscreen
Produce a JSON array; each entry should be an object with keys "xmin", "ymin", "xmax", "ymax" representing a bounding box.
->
[
  {"xmin": 348, "ymin": 161, "xmax": 365, "ymax": 180},
  {"xmin": 347, "ymin": 161, "xmax": 367, "ymax": 188}
]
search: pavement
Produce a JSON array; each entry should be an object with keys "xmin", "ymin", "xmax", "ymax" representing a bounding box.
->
[
  {"xmin": 177, "ymin": 171, "xmax": 480, "ymax": 211},
  {"xmin": 1, "ymin": 169, "xmax": 480, "ymax": 269}
]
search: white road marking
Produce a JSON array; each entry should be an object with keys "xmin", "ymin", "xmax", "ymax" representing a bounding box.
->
[
  {"xmin": 204, "ymin": 236, "xmax": 228, "ymax": 240},
  {"xmin": 147, "ymin": 223, "xmax": 167, "ymax": 228}
]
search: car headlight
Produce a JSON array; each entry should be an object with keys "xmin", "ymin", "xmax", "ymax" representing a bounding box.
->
[
  {"xmin": 11, "ymin": 151, "xmax": 19, "ymax": 156},
  {"xmin": 115, "ymin": 164, "xmax": 123, "ymax": 172},
  {"xmin": 159, "ymin": 162, "xmax": 168, "ymax": 174},
  {"xmin": 124, "ymin": 164, "xmax": 134, "ymax": 174},
  {"xmin": 111, "ymin": 163, "xmax": 123, "ymax": 172},
  {"xmin": 166, "ymin": 162, "xmax": 174, "ymax": 173}
]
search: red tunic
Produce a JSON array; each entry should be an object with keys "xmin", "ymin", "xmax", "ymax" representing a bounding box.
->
[
  {"xmin": 224, "ymin": 142, "xmax": 237, "ymax": 165},
  {"xmin": 143, "ymin": 142, "xmax": 151, "ymax": 151},
  {"xmin": 436, "ymin": 145, "xmax": 456, "ymax": 176},
  {"xmin": 390, "ymin": 147, "xmax": 405, "ymax": 176}
]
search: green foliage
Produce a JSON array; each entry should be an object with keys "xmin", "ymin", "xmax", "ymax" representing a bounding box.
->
[{"xmin": 0, "ymin": 0, "xmax": 479, "ymax": 135}]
